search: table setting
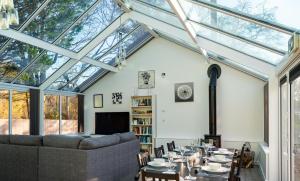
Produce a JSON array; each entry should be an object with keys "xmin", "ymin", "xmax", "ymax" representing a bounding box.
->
[{"xmin": 142, "ymin": 145, "xmax": 234, "ymax": 180}]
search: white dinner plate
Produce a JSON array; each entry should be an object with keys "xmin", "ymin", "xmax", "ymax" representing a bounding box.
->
[
  {"xmin": 213, "ymin": 150, "xmax": 234, "ymax": 155},
  {"xmin": 147, "ymin": 161, "xmax": 175, "ymax": 168},
  {"xmin": 208, "ymin": 156, "xmax": 232, "ymax": 163},
  {"xmin": 201, "ymin": 166, "xmax": 230, "ymax": 174}
]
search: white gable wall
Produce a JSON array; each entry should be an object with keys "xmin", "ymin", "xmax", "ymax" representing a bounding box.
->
[{"xmin": 83, "ymin": 38, "xmax": 265, "ymax": 156}]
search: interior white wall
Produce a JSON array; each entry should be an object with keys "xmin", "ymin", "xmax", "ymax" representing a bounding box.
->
[{"xmin": 83, "ymin": 38, "xmax": 265, "ymax": 151}]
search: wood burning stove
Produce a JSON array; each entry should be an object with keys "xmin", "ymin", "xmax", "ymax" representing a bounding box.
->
[{"xmin": 205, "ymin": 64, "xmax": 222, "ymax": 148}]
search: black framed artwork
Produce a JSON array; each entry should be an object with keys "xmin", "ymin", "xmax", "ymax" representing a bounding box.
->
[
  {"xmin": 93, "ymin": 94, "xmax": 103, "ymax": 108},
  {"xmin": 174, "ymin": 82, "xmax": 194, "ymax": 102},
  {"xmin": 138, "ymin": 70, "xmax": 155, "ymax": 89}
]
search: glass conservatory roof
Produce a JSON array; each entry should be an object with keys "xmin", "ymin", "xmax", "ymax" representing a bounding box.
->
[{"xmin": 0, "ymin": 0, "xmax": 298, "ymax": 93}]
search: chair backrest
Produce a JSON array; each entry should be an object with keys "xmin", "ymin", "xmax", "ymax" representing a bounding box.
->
[
  {"xmin": 167, "ymin": 142, "xmax": 174, "ymax": 152},
  {"xmin": 154, "ymin": 145, "xmax": 165, "ymax": 158},
  {"xmin": 171, "ymin": 141, "xmax": 175, "ymax": 149},
  {"xmin": 236, "ymin": 144, "xmax": 246, "ymax": 177},
  {"xmin": 141, "ymin": 170, "xmax": 180, "ymax": 181},
  {"xmin": 228, "ymin": 149, "xmax": 238, "ymax": 181},
  {"xmin": 137, "ymin": 152, "xmax": 151, "ymax": 169}
]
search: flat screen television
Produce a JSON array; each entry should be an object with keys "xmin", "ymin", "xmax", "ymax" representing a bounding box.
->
[{"xmin": 95, "ymin": 112, "xmax": 129, "ymax": 135}]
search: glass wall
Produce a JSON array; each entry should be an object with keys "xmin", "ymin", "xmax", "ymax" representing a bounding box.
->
[
  {"xmin": 61, "ymin": 96, "xmax": 78, "ymax": 134},
  {"xmin": 44, "ymin": 95, "xmax": 60, "ymax": 135},
  {"xmin": 0, "ymin": 90, "xmax": 9, "ymax": 134},
  {"xmin": 44, "ymin": 95, "xmax": 78, "ymax": 135},
  {"xmin": 12, "ymin": 91, "xmax": 30, "ymax": 135},
  {"xmin": 291, "ymin": 77, "xmax": 300, "ymax": 181}
]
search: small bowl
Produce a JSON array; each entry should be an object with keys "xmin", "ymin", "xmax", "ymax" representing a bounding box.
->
[
  {"xmin": 208, "ymin": 163, "xmax": 221, "ymax": 171},
  {"xmin": 215, "ymin": 155, "xmax": 225, "ymax": 161}
]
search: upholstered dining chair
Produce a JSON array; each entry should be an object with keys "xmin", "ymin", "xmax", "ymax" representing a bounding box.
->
[
  {"xmin": 228, "ymin": 149, "xmax": 238, "ymax": 181},
  {"xmin": 141, "ymin": 170, "xmax": 180, "ymax": 181},
  {"xmin": 233, "ymin": 144, "xmax": 246, "ymax": 181}
]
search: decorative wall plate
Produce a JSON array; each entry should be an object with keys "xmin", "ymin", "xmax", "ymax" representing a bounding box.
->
[{"xmin": 174, "ymin": 82, "xmax": 194, "ymax": 102}]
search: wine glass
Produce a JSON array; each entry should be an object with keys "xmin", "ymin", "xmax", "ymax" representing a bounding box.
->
[
  {"xmin": 186, "ymin": 156, "xmax": 193, "ymax": 179},
  {"xmin": 180, "ymin": 146, "xmax": 185, "ymax": 157},
  {"xmin": 167, "ymin": 152, "xmax": 175, "ymax": 172}
]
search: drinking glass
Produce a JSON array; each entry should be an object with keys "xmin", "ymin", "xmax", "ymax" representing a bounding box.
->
[
  {"xmin": 180, "ymin": 146, "xmax": 185, "ymax": 157},
  {"xmin": 167, "ymin": 152, "xmax": 175, "ymax": 172},
  {"xmin": 186, "ymin": 156, "xmax": 193, "ymax": 179}
]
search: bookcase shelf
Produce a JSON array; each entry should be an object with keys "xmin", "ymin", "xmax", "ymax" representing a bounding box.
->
[{"xmin": 131, "ymin": 95, "xmax": 155, "ymax": 154}]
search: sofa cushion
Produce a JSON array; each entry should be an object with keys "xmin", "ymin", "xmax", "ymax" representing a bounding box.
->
[
  {"xmin": 115, "ymin": 132, "xmax": 137, "ymax": 143},
  {"xmin": 10, "ymin": 135, "xmax": 43, "ymax": 146},
  {"xmin": 79, "ymin": 135, "xmax": 120, "ymax": 150},
  {"xmin": 0, "ymin": 135, "xmax": 10, "ymax": 144},
  {"xmin": 43, "ymin": 135, "xmax": 84, "ymax": 149}
]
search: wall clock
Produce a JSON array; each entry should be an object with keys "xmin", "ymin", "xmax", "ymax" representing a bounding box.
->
[{"xmin": 174, "ymin": 82, "xmax": 194, "ymax": 102}]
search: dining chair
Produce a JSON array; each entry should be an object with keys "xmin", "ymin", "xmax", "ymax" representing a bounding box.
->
[
  {"xmin": 235, "ymin": 144, "xmax": 246, "ymax": 181},
  {"xmin": 141, "ymin": 169, "xmax": 180, "ymax": 181},
  {"xmin": 171, "ymin": 141, "xmax": 175, "ymax": 149},
  {"xmin": 154, "ymin": 145, "xmax": 165, "ymax": 158},
  {"xmin": 136, "ymin": 152, "xmax": 151, "ymax": 181},
  {"xmin": 167, "ymin": 142, "xmax": 174, "ymax": 152},
  {"xmin": 228, "ymin": 149, "xmax": 238, "ymax": 181}
]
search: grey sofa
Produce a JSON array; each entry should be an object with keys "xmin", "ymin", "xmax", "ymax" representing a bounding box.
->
[{"xmin": 0, "ymin": 132, "xmax": 140, "ymax": 181}]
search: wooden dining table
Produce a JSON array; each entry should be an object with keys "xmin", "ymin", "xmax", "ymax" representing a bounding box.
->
[{"xmin": 142, "ymin": 146, "xmax": 233, "ymax": 181}]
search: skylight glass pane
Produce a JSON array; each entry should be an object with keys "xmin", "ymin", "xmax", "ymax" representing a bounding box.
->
[
  {"xmin": 23, "ymin": 0, "xmax": 97, "ymax": 43},
  {"xmin": 192, "ymin": 22, "xmax": 283, "ymax": 65},
  {"xmin": 179, "ymin": 0, "xmax": 290, "ymax": 52},
  {"xmin": 125, "ymin": 0, "xmax": 183, "ymax": 29},
  {"xmin": 88, "ymin": 20, "xmax": 139, "ymax": 60},
  {"xmin": 0, "ymin": 41, "xmax": 43, "ymax": 83},
  {"xmin": 12, "ymin": 0, "xmax": 46, "ymax": 30},
  {"xmin": 198, "ymin": 0, "xmax": 300, "ymax": 30},
  {"xmin": 15, "ymin": 53, "xmax": 69, "ymax": 86},
  {"xmin": 62, "ymin": 66, "xmax": 101, "ymax": 92},
  {"xmin": 57, "ymin": 0, "xmax": 123, "ymax": 52},
  {"xmin": 98, "ymin": 27, "xmax": 151, "ymax": 63},
  {"xmin": 48, "ymin": 62, "xmax": 90, "ymax": 90},
  {"xmin": 138, "ymin": 0, "xmax": 173, "ymax": 12}
]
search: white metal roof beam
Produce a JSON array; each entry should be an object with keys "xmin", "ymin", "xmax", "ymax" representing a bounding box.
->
[
  {"xmin": 130, "ymin": 11, "xmax": 275, "ymax": 75},
  {"xmin": 38, "ymin": 13, "xmax": 131, "ymax": 90}
]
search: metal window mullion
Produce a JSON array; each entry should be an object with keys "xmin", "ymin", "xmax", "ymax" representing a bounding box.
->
[
  {"xmin": 0, "ymin": 0, "xmax": 52, "ymax": 53},
  {"xmin": 186, "ymin": 0, "xmax": 297, "ymax": 35},
  {"xmin": 94, "ymin": 25, "xmax": 141, "ymax": 61},
  {"xmin": 188, "ymin": 19, "xmax": 286, "ymax": 56},
  {"xmin": 59, "ymin": 95, "xmax": 62, "ymax": 134},
  {"xmin": 10, "ymin": 0, "xmax": 103, "ymax": 84},
  {"xmin": 8, "ymin": 90, "xmax": 12, "ymax": 135},
  {"xmin": 59, "ymin": 65, "xmax": 92, "ymax": 90}
]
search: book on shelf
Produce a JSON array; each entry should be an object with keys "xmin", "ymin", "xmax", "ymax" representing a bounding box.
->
[{"xmin": 132, "ymin": 98, "xmax": 152, "ymax": 107}]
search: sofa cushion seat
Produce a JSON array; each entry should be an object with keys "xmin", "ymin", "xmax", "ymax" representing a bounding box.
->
[
  {"xmin": 0, "ymin": 135, "xmax": 9, "ymax": 144},
  {"xmin": 79, "ymin": 135, "xmax": 120, "ymax": 150},
  {"xmin": 43, "ymin": 135, "xmax": 84, "ymax": 149},
  {"xmin": 10, "ymin": 135, "xmax": 43, "ymax": 146}
]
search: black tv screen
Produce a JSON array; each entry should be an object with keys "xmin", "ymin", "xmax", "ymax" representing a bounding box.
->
[{"xmin": 95, "ymin": 112, "xmax": 129, "ymax": 135}]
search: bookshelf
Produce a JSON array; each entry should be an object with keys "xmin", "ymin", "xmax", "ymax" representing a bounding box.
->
[{"xmin": 131, "ymin": 95, "xmax": 155, "ymax": 154}]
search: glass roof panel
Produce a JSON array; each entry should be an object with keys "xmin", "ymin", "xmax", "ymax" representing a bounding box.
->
[
  {"xmin": 138, "ymin": 0, "xmax": 173, "ymax": 12},
  {"xmin": 98, "ymin": 26, "xmax": 151, "ymax": 63},
  {"xmin": 12, "ymin": 0, "xmax": 46, "ymax": 30},
  {"xmin": 61, "ymin": 66, "xmax": 101, "ymax": 92},
  {"xmin": 196, "ymin": 0, "xmax": 300, "ymax": 30},
  {"xmin": 0, "ymin": 36, "xmax": 8, "ymax": 48},
  {"xmin": 48, "ymin": 62, "xmax": 90, "ymax": 90},
  {"xmin": 0, "ymin": 40, "xmax": 43, "ymax": 83},
  {"xmin": 179, "ymin": 0, "xmax": 290, "ymax": 52},
  {"xmin": 125, "ymin": 0, "xmax": 183, "ymax": 29},
  {"xmin": 88, "ymin": 19, "xmax": 139, "ymax": 60},
  {"xmin": 14, "ymin": 52, "xmax": 70, "ymax": 86},
  {"xmin": 191, "ymin": 22, "xmax": 283, "ymax": 65},
  {"xmin": 57, "ymin": 0, "xmax": 123, "ymax": 52},
  {"xmin": 23, "ymin": 0, "xmax": 97, "ymax": 43}
]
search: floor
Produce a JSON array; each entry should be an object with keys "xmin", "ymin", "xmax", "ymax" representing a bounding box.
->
[{"xmin": 240, "ymin": 166, "xmax": 264, "ymax": 181}]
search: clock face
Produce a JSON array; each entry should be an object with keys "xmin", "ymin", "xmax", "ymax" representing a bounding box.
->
[
  {"xmin": 175, "ymin": 82, "xmax": 194, "ymax": 102},
  {"xmin": 177, "ymin": 85, "xmax": 193, "ymax": 100}
]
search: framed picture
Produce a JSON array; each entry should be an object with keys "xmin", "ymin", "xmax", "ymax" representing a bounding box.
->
[
  {"xmin": 112, "ymin": 92, "xmax": 122, "ymax": 104},
  {"xmin": 174, "ymin": 82, "xmax": 194, "ymax": 102},
  {"xmin": 138, "ymin": 70, "xmax": 155, "ymax": 89},
  {"xmin": 93, "ymin": 94, "xmax": 103, "ymax": 108}
]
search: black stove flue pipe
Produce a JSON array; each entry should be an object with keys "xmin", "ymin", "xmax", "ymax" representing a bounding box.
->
[{"xmin": 207, "ymin": 64, "xmax": 221, "ymax": 135}]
